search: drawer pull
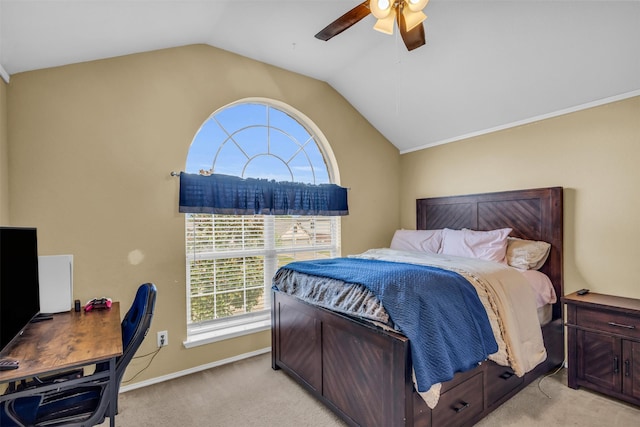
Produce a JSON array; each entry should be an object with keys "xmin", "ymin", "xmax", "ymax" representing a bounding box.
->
[
  {"xmin": 625, "ymin": 359, "xmax": 630, "ymax": 377},
  {"xmin": 453, "ymin": 401, "xmax": 470, "ymax": 413},
  {"xmin": 499, "ymin": 371, "xmax": 515, "ymax": 380},
  {"xmin": 607, "ymin": 321, "xmax": 635, "ymax": 329}
]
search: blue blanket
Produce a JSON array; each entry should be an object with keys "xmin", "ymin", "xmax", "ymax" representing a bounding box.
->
[{"xmin": 278, "ymin": 258, "xmax": 498, "ymax": 392}]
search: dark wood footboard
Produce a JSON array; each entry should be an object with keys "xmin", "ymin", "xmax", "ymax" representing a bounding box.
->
[
  {"xmin": 272, "ymin": 291, "xmax": 412, "ymax": 426},
  {"xmin": 273, "ymin": 290, "xmax": 564, "ymax": 427}
]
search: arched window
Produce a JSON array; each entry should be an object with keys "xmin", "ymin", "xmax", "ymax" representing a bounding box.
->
[{"xmin": 184, "ymin": 99, "xmax": 342, "ymax": 346}]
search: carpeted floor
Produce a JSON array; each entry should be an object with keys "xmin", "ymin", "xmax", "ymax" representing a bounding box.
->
[{"xmin": 100, "ymin": 352, "xmax": 639, "ymax": 426}]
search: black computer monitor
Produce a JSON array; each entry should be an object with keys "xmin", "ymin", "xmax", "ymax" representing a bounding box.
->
[{"xmin": 0, "ymin": 226, "xmax": 41, "ymax": 351}]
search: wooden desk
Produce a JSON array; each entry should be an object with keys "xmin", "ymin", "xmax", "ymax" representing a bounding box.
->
[{"xmin": 0, "ymin": 303, "xmax": 123, "ymax": 426}]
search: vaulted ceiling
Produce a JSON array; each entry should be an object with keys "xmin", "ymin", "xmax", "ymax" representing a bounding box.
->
[{"xmin": 1, "ymin": 1, "xmax": 638, "ymax": 153}]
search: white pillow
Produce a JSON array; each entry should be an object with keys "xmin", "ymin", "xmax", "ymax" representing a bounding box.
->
[
  {"xmin": 440, "ymin": 228, "xmax": 512, "ymax": 263},
  {"xmin": 390, "ymin": 229, "xmax": 442, "ymax": 254},
  {"xmin": 506, "ymin": 237, "xmax": 551, "ymax": 270}
]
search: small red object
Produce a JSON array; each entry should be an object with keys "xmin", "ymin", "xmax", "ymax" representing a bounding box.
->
[{"xmin": 84, "ymin": 297, "xmax": 112, "ymax": 312}]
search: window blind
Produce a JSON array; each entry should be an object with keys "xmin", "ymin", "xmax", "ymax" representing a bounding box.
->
[{"xmin": 186, "ymin": 214, "xmax": 339, "ymax": 326}]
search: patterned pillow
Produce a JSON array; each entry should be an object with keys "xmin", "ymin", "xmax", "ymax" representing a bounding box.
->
[{"xmin": 506, "ymin": 237, "xmax": 551, "ymax": 270}]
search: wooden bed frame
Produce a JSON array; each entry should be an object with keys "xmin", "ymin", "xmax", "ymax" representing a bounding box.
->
[{"xmin": 272, "ymin": 187, "xmax": 564, "ymax": 426}]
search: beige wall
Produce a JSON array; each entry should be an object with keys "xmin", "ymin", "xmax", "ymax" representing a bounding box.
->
[
  {"xmin": 0, "ymin": 79, "xmax": 8, "ymax": 223},
  {"xmin": 400, "ymin": 96, "xmax": 640, "ymax": 299},
  {"xmin": 6, "ymin": 44, "xmax": 400, "ymax": 384}
]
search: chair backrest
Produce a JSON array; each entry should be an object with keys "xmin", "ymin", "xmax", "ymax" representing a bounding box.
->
[{"xmin": 116, "ymin": 282, "xmax": 156, "ymax": 386}]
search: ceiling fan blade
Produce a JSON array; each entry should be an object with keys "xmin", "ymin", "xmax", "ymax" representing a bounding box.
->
[
  {"xmin": 315, "ymin": 1, "xmax": 371, "ymax": 41},
  {"xmin": 398, "ymin": 10, "xmax": 426, "ymax": 51}
]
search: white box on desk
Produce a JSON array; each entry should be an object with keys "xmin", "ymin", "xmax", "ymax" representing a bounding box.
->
[{"xmin": 38, "ymin": 255, "xmax": 73, "ymax": 313}]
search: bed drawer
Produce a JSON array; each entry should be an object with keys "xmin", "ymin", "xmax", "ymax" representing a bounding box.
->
[
  {"xmin": 576, "ymin": 306, "xmax": 640, "ymax": 339},
  {"xmin": 432, "ymin": 372, "xmax": 483, "ymax": 426},
  {"xmin": 485, "ymin": 362, "xmax": 523, "ymax": 405}
]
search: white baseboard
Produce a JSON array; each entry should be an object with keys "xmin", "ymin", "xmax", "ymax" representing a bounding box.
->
[{"xmin": 119, "ymin": 346, "xmax": 271, "ymax": 393}]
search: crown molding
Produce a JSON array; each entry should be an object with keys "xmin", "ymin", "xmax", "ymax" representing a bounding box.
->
[
  {"xmin": 0, "ymin": 64, "xmax": 9, "ymax": 83},
  {"xmin": 401, "ymin": 90, "xmax": 640, "ymax": 154}
]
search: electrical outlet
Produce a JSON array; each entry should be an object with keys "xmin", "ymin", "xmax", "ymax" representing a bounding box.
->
[{"xmin": 157, "ymin": 330, "xmax": 168, "ymax": 347}]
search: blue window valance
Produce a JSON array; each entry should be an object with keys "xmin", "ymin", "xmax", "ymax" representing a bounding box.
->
[{"xmin": 179, "ymin": 172, "xmax": 349, "ymax": 216}]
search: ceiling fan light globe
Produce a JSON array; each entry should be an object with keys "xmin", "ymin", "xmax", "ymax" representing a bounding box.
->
[
  {"xmin": 371, "ymin": 0, "xmax": 394, "ymax": 19},
  {"xmin": 373, "ymin": 14, "xmax": 396, "ymax": 35},
  {"xmin": 402, "ymin": 8, "xmax": 426, "ymax": 32},
  {"xmin": 406, "ymin": 0, "xmax": 429, "ymax": 13}
]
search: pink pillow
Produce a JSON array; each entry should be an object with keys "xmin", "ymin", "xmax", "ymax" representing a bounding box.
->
[
  {"xmin": 518, "ymin": 270, "xmax": 557, "ymax": 308},
  {"xmin": 390, "ymin": 229, "xmax": 442, "ymax": 254},
  {"xmin": 440, "ymin": 228, "xmax": 512, "ymax": 263}
]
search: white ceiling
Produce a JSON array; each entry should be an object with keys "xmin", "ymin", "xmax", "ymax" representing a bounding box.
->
[{"xmin": 1, "ymin": 0, "xmax": 639, "ymax": 153}]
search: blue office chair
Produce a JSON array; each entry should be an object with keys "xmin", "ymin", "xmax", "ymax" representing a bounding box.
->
[{"xmin": 1, "ymin": 282, "xmax": 157, "ymax": 427}]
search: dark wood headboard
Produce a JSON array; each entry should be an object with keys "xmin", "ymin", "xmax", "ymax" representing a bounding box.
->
[{"xmin": 417, "ymin": 187, "xmax": 563, "ymax": 320}]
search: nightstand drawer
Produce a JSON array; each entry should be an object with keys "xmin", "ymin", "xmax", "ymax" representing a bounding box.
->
[{"xmin": 576, "ymin": 307, "xmax": 640, "ymax": 339}]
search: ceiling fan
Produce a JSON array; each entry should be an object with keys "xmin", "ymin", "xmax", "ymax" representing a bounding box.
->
[{"xmin": 315, "ymin": 0, "xmax": 429, "ymax": 51}]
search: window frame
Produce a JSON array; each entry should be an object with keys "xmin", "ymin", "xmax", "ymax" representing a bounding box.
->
[{"xmin": 183, "ymin": 98, "xmax": 342, "ymax": 348}]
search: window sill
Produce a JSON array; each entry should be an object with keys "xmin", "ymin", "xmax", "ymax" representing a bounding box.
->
[{"xmin": 183, "ymin": 318, "xmax": 271, "ymax": 349}]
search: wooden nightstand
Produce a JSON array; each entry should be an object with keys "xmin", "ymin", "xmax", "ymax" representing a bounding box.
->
[{"xmin": 563, "ymin": 291, "xmax": 640, "ymax": 406}]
